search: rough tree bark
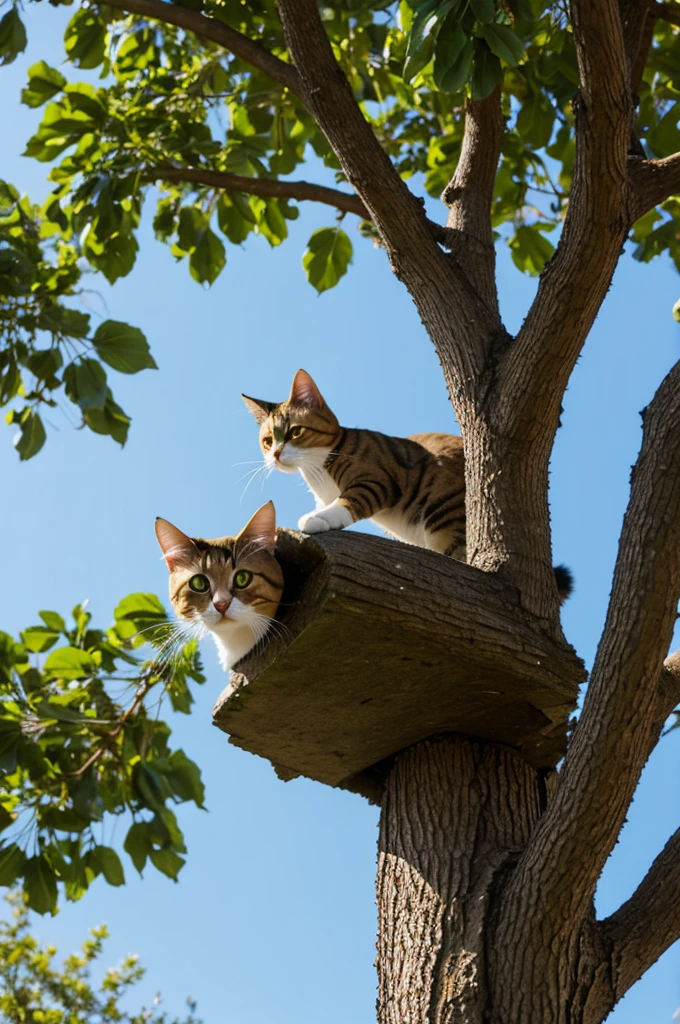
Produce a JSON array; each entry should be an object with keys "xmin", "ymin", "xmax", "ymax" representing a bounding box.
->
[{"xmin": 108, "ymin": 0, "xmax": 680, "ymax": 1019}]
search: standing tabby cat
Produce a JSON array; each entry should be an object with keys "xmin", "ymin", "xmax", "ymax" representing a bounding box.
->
[
  {"xmin": 155, "ymin": 501, "xmax": 283, "ymax": 671},
  {"xmin": 242, "ymin": 369, "xmax": 466, "ymax": 558},
  {"xmin": 243, "ymin": 371, "xmax": 573, "ymax": 601}
]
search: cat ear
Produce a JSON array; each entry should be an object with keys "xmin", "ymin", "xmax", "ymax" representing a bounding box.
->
[
  {"xmin": 236, "ymin": 501, "xmax": 277, "ymax": 553},
  {"xmin": 241, "ymin": 394, "xmax": 277, "ymax": 425},
  {"xmin": 155, "ymin": 518, "xmax": 197, "ymax": 571},
  {"xmin": 289, "ymin": 369, "xmax": 325, "ymax": 410}
]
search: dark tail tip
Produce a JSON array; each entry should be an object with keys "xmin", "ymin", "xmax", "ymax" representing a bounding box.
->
[{"xmin": 553, "ymin": 564, "xmax": 574, "ymax": 604}]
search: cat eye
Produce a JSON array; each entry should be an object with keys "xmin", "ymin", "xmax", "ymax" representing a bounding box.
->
[
  {"xmin": 188, "ymin": 573, "xmax": 210, "ymax": 594},
  {"xmin": 289, "ymin": 425, "xmax": 304, "ymax": 439},
  {"xmin": 233, "ymin": 570, "xmax": 253, "ymax": 589},
  {"xmin": 262, "ymin": 436, "xmax": 273, "ymax": 449}
]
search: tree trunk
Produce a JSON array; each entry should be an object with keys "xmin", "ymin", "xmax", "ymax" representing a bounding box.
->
[{"xmin": 376, "ymin": 737, "xmax": 542, "ymax": 1024}]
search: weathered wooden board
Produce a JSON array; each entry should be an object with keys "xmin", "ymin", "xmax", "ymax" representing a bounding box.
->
[{"xmin": 212, "ymin": 530, "xmax": 586, "ymax": 801}]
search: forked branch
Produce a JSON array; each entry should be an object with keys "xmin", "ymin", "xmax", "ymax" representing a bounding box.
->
[
  {"xmin": 602, "ymin": 822, "xmax": 680, "ymax": 1002},
  {"xmin": 501, "ymin": 361, "xmax": 680, "ymax": 929},
  {"xmin": 275, "ymin": 0, "xmax": 502, "ymax": 394},
  {"xmin": 104, "ymin": 0, "xmax": 303, "ymax": 97}
]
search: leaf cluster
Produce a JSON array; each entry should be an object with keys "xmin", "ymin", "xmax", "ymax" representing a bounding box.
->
[
  {"xmin": 0, "ymin": 594, "xmax": 205, "ymax": 915},
  {"xmin": 0, "ymin": 180, "xmax": 156, "ymax": 459},
  {"xmin": 0, "ymin": 889, "xmax": 202, "ymax": 1024}
]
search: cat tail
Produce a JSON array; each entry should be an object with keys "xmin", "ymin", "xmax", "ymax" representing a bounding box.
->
[{"xmin": 553, "ymin": 564, "xmax": 574, "ymax": 605}]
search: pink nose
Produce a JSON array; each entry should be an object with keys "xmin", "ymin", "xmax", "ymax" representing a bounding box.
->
[
  {"xmin": 214, "ymin": 600, "xmax": 231, "ymax": 616},
  {"xmin": 273, "ymin": 449, "xmax": 281, "ymax": 461}
]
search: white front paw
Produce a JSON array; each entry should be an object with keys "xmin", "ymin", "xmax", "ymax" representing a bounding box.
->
[{"xmin": 299, "ymin": 511, "xmax": 331, "ymax": 534}]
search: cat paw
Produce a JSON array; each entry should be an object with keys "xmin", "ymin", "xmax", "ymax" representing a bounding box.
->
[
  {"xmin": 299, "ymin": 504, "xmax": 353, "ymax": 533},
  {"xmin": 298, "ymin": 511, "xmax": 331, "ymax": 534}
]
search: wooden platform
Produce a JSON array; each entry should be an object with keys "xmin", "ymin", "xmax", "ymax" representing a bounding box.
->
[{"xmin": 212, "ymin": 530, "xmax": 586, "ymax": 802}]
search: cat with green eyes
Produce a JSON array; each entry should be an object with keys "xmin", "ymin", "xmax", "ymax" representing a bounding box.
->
[{"xmin": 155, "ymin": 501, "xmax": 284, "ymax": 672}]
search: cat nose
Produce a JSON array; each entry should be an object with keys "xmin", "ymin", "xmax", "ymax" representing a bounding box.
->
[
  {"xmin": 214, "ymin": 599, "xmax": 231, "ymax": 616},
  {"xmin": 273, "ymin": 448, "xmax": 281, "ymax": 461}
]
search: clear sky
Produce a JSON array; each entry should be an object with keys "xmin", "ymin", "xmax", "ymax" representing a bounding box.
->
[{"xmin": 2, "ymin": 8, "xmax": 679, "ymax": 1022}]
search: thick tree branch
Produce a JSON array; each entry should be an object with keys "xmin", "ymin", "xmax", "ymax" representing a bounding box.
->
[
  {"xmin": 653, "ymin": 1, "xmax": 680, "ymax": 25},
  {"xmin": 498, "ymin": 0, "xmax": 632, "ymax": 440},
  {"xmin": 602, "ymin": 820, "xmax": 680, "ymax": 1002},
  {"xmin": 275, "ymin": 0, "xmax": 501, "ymax": 392},
  {"xmin": 498, "ymin": 362, "xmax": 680, "ymax": 938},
  {"xmin": 442, "ymin": 90, "xmax": 504, "ymax": 315},
  {"xmin": 104, "ymin": 0, "xmax": 303, "ymax": 97},
  {"xmin": 140, "ymin": 166, "xmax": 370, "ymax": 218},
  {"xmin": 629, "ymin": 152, "xmax": 680, "ymax": 220}
]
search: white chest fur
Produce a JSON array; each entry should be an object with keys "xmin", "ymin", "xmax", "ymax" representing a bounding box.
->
[{"xmin": 299, "ymin": 457, "xmax": 340, "ymax": 508}]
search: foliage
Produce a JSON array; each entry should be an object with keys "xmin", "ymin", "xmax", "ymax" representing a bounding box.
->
[
  {"xmin": 1, "ymin": 0, "xmax": 679, "ymax": 455},
  {"xmin": 0, "ymin": 594, "xmax": 205, "ymax": 915},
  {"xmin": 0, "ymin": 180, "xmax": 155, "ymax": 459},
  {"xmin": 0, "ymin": 889, "xmax": 202, "ymax": 1024}
]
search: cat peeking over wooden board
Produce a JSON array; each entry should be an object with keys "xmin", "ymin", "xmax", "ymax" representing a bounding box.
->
[{"xmin": 243, "ymin": 370, "xmax": 572, "ymax": 604}]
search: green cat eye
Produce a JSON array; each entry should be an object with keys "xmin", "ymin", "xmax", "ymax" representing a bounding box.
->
[
  {"xmin": 290, "ymin": 425, "xmax": 304, "ymax": 439},
  {"xmin": 233, "ymin": 570, "xmax": 253, "ymax": 589},
  {"xmin": 188, "ymin": 573, "xmax": 210, "ymax": 594}
]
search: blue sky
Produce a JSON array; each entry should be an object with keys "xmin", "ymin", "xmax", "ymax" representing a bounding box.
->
[{"xmin": 2, "ymin": 7, "xmax": 679, "ymax": 1022}]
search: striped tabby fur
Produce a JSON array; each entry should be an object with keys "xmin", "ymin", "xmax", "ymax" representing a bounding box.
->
[
  {"xmin": 155, "ymin": 501, "xmax": 283, "ymax": 671},
  {"xmin": 243, "ymin": 371, "xmax": 573, "ymax": 603},
  {"xmin": 242, "ymin": 370, "xmax": 466, "ymax": 558}
]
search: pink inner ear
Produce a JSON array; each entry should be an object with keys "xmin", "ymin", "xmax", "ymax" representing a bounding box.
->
[
  {"xmin": 291, "ymin": 369, "xmax": 324, "ymax": 409},
  {"xmin": 155, "ymin": 519, "xmax": 196, "ymax": 570}
]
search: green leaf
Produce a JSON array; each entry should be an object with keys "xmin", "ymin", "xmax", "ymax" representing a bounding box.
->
[
  {"xmin": 91, "ymin": 845, "xmax": 125, "ymax": 886},
  {"xmin": 124, "ymin": 822, "xmax": 151, "ymax": 874},
  {"xmin": 433, "ymin": 17, "xmax": 469, "ymax": 90},
  {"xmin": 64, "ymin": 9, "xmax": 106, "ymax": 69},
  {"xmin": 189, "ymin": 228, "xmax": 226, "ymax": 285},
  {"xmin": 0, "ymin": 806, "xmax": 14, "ymax": 833},
  {"xmin": 14, "ymin": 410, "xmax": 46, "ymax": 461},
  {"xmin": 114, "ymin": 592, "xmax": 166, "ymax": 625},
  {"xmin": 470, "ymin": 0, "xmax": 495, "ymax": 22},
  {"xmin": 508, "ymin": 224, "xmax": 555, "ymax": 275},
  {"xmin": 40, "ymin": 807, "xmax": 91, "ymax": 833},
  {"xmin": 517, "ymin": 91, "xmax": 555, "ymax": 148},
  {"xmin": 471, "ymin": 40, "xmax": 503, "ymax": 100},
  {"xmin": 92, "ymin": 321, "xmax": 157, "ymax": 375},
  {"xmin": 0, "ymin": 844, "xmax": 26, "ymax": 886},
  {"xmin": 0, "ymin": 9, "xmax": 27, "ymax": 66},
  {"xmin": 24, "ymin": 855, "xmax": 58, "ymax": 915},
  {"xmin": 83, "ymin": 390, "xmax": 131, "ymax": 446},
  {"xmin": 63, "ymin": 359, "xmax": 108, "ymax": 412},
  {"xmin": 647, "ymin": 102, "xmax": 680, "ymax": 159},
  {"xmin": 22, "ymin": 60, "xmax": 66, "ymax": 107},
  {"xmin": 39, "ymin": 610, "xmax": 67, "ymax": 633},
  {"xmin": 482, "ymin": 24, "xmax": 525, "ymax": 66},
  {"xmin": 43, "ymin": 646, "xmax": 97, "ymax": 681},
  {"xmin": 166, "ymin": 750, "xmax": 205, "ymax": 807},
  {"xmin": 149, "ymin": 847, "xmax": 185, "ymax": 881},
  {"xmin": 21, "ymin": 626, "xmax": 61, "ymax": 654},
  {"xmin": 302, "ymin": 228, "xmax": 353, "ymax": 293},
  {"xmin": 27, "ymin": 348, "xmax": 63, "ymax": 381},
  {"xmin": 403, "ymin": 0, "xmax": 458, "ymax": 83}
]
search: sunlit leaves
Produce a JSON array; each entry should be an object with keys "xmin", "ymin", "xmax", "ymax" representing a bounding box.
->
[
  {"xmin": 21, "ymin": 60, "xmax": 66, "ymax": 107},
  {"xmin": 303, "ymin": 227, "xmax": 353, "ymax": 292},
  {"xmin": 0, "ymin": 596, "xmax": 205, "ymax": 913},
  {"xmin": 0, "ymin": 893, "xmax": 203, "ymax": 1024},
  {"xmin": 0, "ymin": 181, "xmax": 154, "ymax": 456},
  {"xmin": 64, "ymin": 8, "xmax": 107, "ymax": 69}
]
